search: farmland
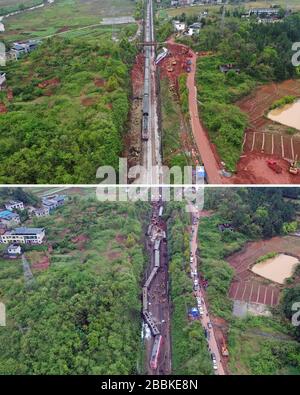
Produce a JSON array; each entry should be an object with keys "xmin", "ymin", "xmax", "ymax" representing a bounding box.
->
[
  {"xmin": 0, "ymin": 194, "xmax": 151, "ymax": 374},
  {"xmin": 0, "ymin": 0, "xmax": 136, "ymax": 42}
]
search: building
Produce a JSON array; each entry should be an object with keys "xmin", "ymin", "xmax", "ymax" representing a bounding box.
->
[
  {"xmin": 7, "ymin": 244, "xmax": 22, "ymax": 256},
  {"xmin": 10, "ymin": 40, "xmax": 40, "ymax": 60},
  {"xmin": 0, "ymin": 227, "xmax": 45, "ymax": 244},
  {"xmin": 0, "ymin": 210, "xmax": 21, "ymax": 227},
  {"xmin": 42, "ymin": 195, "xmax": 66, "ymax": 211},
  {"xmin": 32, "ymin": 207, "xmax": 50, "ymax": 217},
  {"xmin": 187, "ymin": 22, "xmax": 202, "ymax": 36},
  {"xmin": 4, "ymin": 200, "xmax": 24, "ymax": 211},
  {"xmin": 173, "ymin": 20, "xmax": 187, "ymax": 32},
  {"xmin": 0, "ymin": 72, "xmax": 6, "ymax": 91}
]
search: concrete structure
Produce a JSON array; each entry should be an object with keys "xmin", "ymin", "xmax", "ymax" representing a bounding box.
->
[
  {"xmin": 10, "ymin": 40, "xmax": 39, "ymax": 60},
  {"xmin": 0, "ymin": 210, "xmax": 21, "ymax": 227},
  {"xmin": 7, "ymin": 244, "xmax": 22, "ymax": 256},
  {"xmin": 32, "ymin": 207, "xmax": 50, "ymax": 217},
  {"xmin": 187, "ymin": 22, "xmax": 201, "ymax": 36},
  {"xmin": 0, "ymin": 72, "xmax": 6, "ymax": 91},
  {"xmin": 42, "ymin": 194, "xmax": 66, "ymax": 211},
  {"xmin": 173, "ymin": 20, "xmax": 186, "ymax": 32},
  {"xmin": 0, "ymin": 227, "xmax": 45, "ymax": 244},
  {"xmin": 4, "ymin": 200, "xmax": 24, "ymax": 211}
]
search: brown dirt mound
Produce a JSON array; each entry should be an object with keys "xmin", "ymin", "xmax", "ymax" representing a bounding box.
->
[
  {"xmin": 72, "ymin": 234, "xmax": 89, "ymax": 250},
  {"xmin": 31, "ymin": 255, "xmax": 50, "ymax": 271},
  {"xmin": 38, "ymin": 78, "xmax": 60, "ymax": 89},
  {"xmin": 57, "ymin": 26, "xmax": 70, "ymax": 33},
  {"xmin": 226, "ymin": 152, "xmax": 300, "ymax": 184},
  {"xmin": 94, "ymin": 78, "xmax": 105, "ymax": 87},
  {"xmin": 0, "ymin": 102, "xmax": 7, "ymax": 114},
  {"xmin": 81, "ymin": 97, "xmax": 98, "ymax": 107}
]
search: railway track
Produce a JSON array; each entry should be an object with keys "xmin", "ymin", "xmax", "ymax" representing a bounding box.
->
[{"xmin": 141, "ymin": 0, "xmax": 161, "ymax": 187}]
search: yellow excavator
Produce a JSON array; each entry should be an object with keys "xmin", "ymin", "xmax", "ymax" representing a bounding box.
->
[{"xmin": 289, "ymin": 155, "xmax": 299, "ymax": 175}]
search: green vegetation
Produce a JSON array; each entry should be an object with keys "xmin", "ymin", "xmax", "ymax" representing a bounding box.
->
[
  {"xmin": 270, "ymin": 95, "xmax": 297, "ymax": 110},
  {"xmin": 0, "ymin": 197, "xmax": 150, "ymax": 374},
  {"xmin": 200, "ymin": 188, "xmax": 300, "ymax": 374},
  {"xmin": 166, "ymin": 203, "xmax": 212, "ymax": 375},
  {"xmin": 0, "ymin": 0, "xmax": 41, "ymax": 16},
  {"xmin": 188, "ymin": 11, "xmax": 300, "ymax": 170},
  {"xmin": 0, "ymin": 0, "xmax": 136, "ymax": 42},
  {"xmin": 178, "ymin": 74, "xmax": 189, "ymax": 116},
  {"xmin": 0, "ymin": 187, "xmax": 39, "ymax": 206},
  {"xmin": 199, "ymin": 188, "xmax": 297, "ymax": 319},
  {"xmin": 0, "ymin": 35, "xmax": 137, "ymax": 183},
  {"xmin": 161, "ymin": 78, "xmax": 189, "ymax": 168},
  {"xmin": 256, "ymin": 252, "xmax": 278, "ymax": 264},
  {"xmin": 228, "ymin": 316, "xmax": 300, "ymax": 375}
]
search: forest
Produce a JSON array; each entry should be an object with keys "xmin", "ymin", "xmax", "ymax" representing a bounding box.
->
[
  {"xmin": 166, "ymin": 202, "xmax": 213, "ymax": 375},
  {"xmin": 0, "ymin": 197, "xmax": 150, "ymax": 374},
  {"xmin": 0, "ymin": 35, "xmax": 137, "ymax": 183}
]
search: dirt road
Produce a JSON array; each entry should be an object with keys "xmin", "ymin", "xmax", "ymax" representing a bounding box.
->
[
  {"xmin": 187, "ymin": 52, "xmax": 222, "ymax": 184},
  {"xmin": 189, "ymin": 207, "xmax": 225, "ymax": 375}
]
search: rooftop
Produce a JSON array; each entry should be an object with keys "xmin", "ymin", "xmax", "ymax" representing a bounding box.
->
[{"xmin": 0, "ymin": 210, "xmax": 18, "ymax": 219}]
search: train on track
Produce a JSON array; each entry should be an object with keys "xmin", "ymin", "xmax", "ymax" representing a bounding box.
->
[{"xmin": 142, "ymin": 201, "xmax": 164, "ymax": 371}]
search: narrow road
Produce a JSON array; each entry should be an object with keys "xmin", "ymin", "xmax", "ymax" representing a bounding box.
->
[
  {"xmin": 189, "ymin": 207, "xmax": 225, "ymax": 375},
  {"xmin": 187, "ymin": 51, "xmax": 222, "ymax": 184}
]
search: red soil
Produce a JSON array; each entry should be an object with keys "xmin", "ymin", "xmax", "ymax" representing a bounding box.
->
[
  {"xmin": 227, "ymin": 236, "xmax": 300, "ymax": 306},
  {"xmin": 94, "ymin": 78, "xmax": 105, "ymax": 88},
  {"xmin": 31, "ymin": 255, "xmax": 50, "ymax": 271},
  {"xmin": 0, "ymin": 102, "xmax": 7, "ymax": 114},
  {"xmin": 38, "ymin": 78, "xmax": 60, "ymax": 89},
  {"xmin": 81, "ymin": 97, "xmax": 97, "ymax": 107}
]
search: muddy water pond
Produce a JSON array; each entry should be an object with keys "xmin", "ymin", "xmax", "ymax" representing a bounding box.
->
[
  {"xmin": 251, "ymin": 253, "xmax": 299, "ymax": 284},
  {"xmin": 268, "ymin": 100, "xmax": 300, "ymax": 131}
]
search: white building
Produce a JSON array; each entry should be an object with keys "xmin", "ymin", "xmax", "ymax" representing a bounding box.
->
[
  {"xmin": 42, "ymin": 195, "xmax": 66, "ymax": 211},
  {"xmin": 173, "ymin": 20, "xmax": 187, "ymax": 32},
  {"xmin": 33, "ymin": 207, "xmax": 50, "ymax": 217},
  {"xmin": 0, "ymin": 227, "xmax": 45, "ymax": 245},
  {"xmin": 7, "ymin": 244, "xmax": 22, "ymax": 256},
  {"xmin": 187, "ymin": 23, "xmax": 202, "ymax": 36},
  {"xmin": 0, "ymin": 72, "xmax": 6, "ymax": 91},
  {"xmin": 4, "ymin": 200, "xmax": 24, "ymax": 211}
]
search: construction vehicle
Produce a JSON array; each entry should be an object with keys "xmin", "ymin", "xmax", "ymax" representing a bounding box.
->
[
  {"xmin": 221, "ymin": 339, "xmax": 229, "ymax": 357},
  {"xmin": 267, "ymin": 159, "xmax": 282, "ymax": 174},
  {"xmin": 172, "ymin": 59, "xmax": 177, "ymax": 66},
  {"xmin": 289, "ymin": 155, "xmax": 298, "ymax": 175}
]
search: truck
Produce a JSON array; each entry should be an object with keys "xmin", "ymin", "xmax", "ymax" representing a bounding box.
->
[{"xmin": 267, "ymin": 159, "xmax": 282, "ymax": 174}]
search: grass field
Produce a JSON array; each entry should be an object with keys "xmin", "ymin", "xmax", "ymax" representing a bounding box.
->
[{"xmin": 0, "ymin": 0, "xmax": 135, "ymax": 41}]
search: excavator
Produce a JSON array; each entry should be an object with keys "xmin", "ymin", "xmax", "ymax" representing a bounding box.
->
[{"xmin": 289, "ymin": 155, "xmax": 299, "ymax": 175}]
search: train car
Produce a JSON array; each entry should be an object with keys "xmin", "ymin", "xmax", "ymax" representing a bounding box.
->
[
  {"xmin": 150, "ymin": 335, "xmax": 163, "ymax": 370},
  {"xmin": 142, "ymin": 286, "xmax": 148, "ymax": 313},
  {"xmin": 143, "ymin": 311, "xmax": 160, "ymax": 336},
  {"xmin": 144, "ymin": 266, "xmax": 158, "ymax": 288},
  {"xmin": 142, "ymin": 114, "xmax": 149, "ymax": 141},
  {"xmin": 154, "ymin": 249, "xmax": 160, "ymax": 268},
  {"xmin": 153, "ymin": 239, "xmax": 161, "ymax": 251}
]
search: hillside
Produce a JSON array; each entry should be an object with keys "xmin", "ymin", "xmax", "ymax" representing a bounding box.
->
[{"xmin": 0, "ymin": 35, "xmax": 137, "ymax": 183}]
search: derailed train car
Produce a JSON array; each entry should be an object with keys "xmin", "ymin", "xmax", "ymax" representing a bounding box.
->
[{"xmin": 150, "ymin": 334, "xmax": 163, "ymax": 370}]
